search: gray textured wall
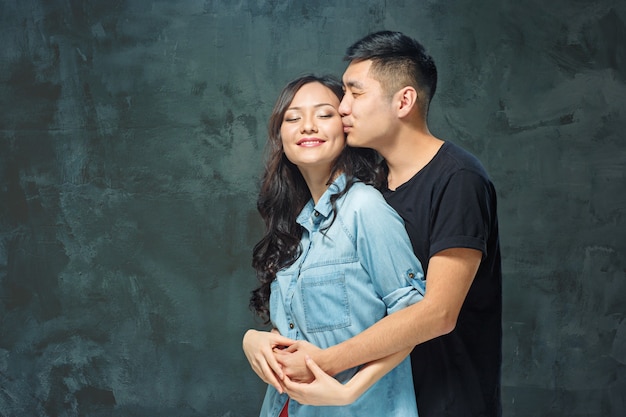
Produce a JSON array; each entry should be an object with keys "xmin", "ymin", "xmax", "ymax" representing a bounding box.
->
[{"xmin": 0, "ymin": 1, "xmax": 624, "ymax": 416}]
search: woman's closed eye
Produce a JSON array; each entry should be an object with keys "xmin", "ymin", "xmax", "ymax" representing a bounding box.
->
[
  {"xmin": 283, "ymin": 112, "xmax": 301, "ymax": 122},
  {"xmin": 317, "ymin": 109, "xmax": 340, "ymax": 119}
]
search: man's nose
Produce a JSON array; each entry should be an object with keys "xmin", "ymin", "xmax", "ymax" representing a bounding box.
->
[{"xmin": 338, "ymin": 96, "xmax": 350, "ymax": 116}]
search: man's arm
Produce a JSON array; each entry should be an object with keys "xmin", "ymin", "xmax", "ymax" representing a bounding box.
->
[
  {"xmin": 278, "ymin": 247, "xmax": 481, "ymax": 379},
  {"xmin": 282, "ymin": 347, "xmax": 413, "ymax": 406}
]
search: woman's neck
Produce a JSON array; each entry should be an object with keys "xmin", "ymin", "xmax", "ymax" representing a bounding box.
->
[{"xmin": 300, "ymin": 168, "xmax": 338, "ymax": 204}]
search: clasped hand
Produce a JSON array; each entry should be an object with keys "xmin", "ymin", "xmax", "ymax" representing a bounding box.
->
[{"xmin": 242, "ymin": 330, "xmax": 356, "ymax": 405}]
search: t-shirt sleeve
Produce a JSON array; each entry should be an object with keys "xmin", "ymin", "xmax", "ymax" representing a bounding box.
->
[{"xmin": 429, "ymin": 169, "xmax": 496, "ymax": 258}]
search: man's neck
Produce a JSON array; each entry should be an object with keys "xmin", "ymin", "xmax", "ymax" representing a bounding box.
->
[{"xmin": 384, "ymin": 132, "xmax": 444, "ymax": 191}]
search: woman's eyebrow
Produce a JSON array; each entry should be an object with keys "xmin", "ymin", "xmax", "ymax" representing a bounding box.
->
[{"xmin": 287, "ymin": 103, "xmax": 336, "ymax": 111}]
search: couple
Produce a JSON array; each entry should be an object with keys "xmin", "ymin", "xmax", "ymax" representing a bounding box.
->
[{"xmin": 244, "ymin": 31, "xmax": 502, "ymax": 417}]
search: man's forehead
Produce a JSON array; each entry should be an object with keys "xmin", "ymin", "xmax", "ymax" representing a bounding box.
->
[
  {"xmin": 342, "ymin": 60, "xmax": 374, "ymax": 87},
  {"xmin": 342, "ymin": 60, "xmax": 381, "ymax": 89}
]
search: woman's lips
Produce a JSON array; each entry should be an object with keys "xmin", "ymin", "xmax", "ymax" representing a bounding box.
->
[{"xmin": 296, "ymin": 138, "xmax": 325, "ymax": 146}]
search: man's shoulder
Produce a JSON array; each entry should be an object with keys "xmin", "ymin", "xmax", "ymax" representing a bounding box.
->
[
  {"xmin": 437, "ymin": 141, "xmax": 489, "ymax": 176},
  {"xmin": 389, "ymin": 141, "xmax": 494, "ymax": 204}
]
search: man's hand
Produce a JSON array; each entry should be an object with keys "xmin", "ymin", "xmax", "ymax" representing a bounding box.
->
[
  {"xmin": 242, "ymin": 329, "xmax": 296, "ymax": 393},
  {"xmin": 276, "ymin": 340, "xmax": 323, "ymax": 382}
]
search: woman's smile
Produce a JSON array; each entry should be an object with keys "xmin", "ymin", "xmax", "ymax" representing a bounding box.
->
[{"xmin": 297, "ymin": 138, "xmax": 326, "ymax": 146}]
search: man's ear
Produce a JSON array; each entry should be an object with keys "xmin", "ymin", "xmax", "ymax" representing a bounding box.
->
[{"xmin": 395, "ymin": 86, "xmax": 419, "ymax": 118}]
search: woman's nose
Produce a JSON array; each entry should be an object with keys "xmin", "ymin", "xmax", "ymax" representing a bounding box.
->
[{"xmin": 300, "ymin": 116, "xmax": 318, "ymax": 133}]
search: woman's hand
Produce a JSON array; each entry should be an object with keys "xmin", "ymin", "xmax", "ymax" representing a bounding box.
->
[
  {"xmin": 242, "ymin": 329, "xmax": 296, "ymax": 393},
  {"xmin": 282, "ymin": 356, "xmax": 356, "ymax": 406},
  {"xmin": 276, "ymin": 340, "xmax": 323, "ymax": 382}
]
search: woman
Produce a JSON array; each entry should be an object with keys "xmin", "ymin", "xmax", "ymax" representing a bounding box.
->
[{"xmin": 246, "ymin": 75, "xmax": 425, "ymax": 416}]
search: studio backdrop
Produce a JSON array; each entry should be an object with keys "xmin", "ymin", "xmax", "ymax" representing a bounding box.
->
[{"xmin": 0, "ymin": 1, "xmax": 625, "ymax": 416}]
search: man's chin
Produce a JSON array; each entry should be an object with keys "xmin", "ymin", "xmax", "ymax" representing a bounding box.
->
[{"xmin": 346, "ymin": 136, "xmax": 361, "ymax": 147}]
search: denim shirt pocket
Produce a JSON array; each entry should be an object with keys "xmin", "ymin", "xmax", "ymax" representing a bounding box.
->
[{"xmin": 300, "ymin": 272, "xmax": 351, "ymax": 332}]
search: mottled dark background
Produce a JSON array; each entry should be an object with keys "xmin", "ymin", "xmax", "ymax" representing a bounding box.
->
[{"xmin": 0, "ymin": 0, "xmax": 624, "ymax": 416}]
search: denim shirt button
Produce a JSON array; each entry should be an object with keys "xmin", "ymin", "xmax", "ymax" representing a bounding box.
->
[
  {"xmin": 408, "ymin": 272, "xmax": 415, "ymax": 279},
  {"xmin": 289, "ymin": 323, "xmax": 294, "ymax": 329},
  {"xmin": 313, "ymin": 211, "xmax": 320, "ymax": 217}
]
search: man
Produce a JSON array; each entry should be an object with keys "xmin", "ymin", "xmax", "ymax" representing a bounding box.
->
[{"xmin": 244, "ymin": 30, "xmax": 502, "ymax": 417}]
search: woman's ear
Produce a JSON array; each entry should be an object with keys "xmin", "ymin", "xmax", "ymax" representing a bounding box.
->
[{"xmin": 395, "ymin": 86, "xmax": 419, "ymax": 118}]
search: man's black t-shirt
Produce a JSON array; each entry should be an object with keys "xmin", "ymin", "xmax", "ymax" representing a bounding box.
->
[{"xmin": 383, "ymin": 141, "xmax": 502, "ymax": 417}]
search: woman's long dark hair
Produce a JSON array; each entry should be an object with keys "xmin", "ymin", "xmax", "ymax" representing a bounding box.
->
[{"xmin": 250, "ymin": 74, "xmax": 383, "ymax": 322}]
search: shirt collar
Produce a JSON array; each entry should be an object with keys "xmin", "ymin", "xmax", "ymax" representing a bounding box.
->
[{"xmin": 296, "ymin": 173, "xmax": 347, "ymax": 225}]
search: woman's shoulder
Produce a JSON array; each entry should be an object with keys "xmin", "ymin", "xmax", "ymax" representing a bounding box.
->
[
  {"xmin": 345, "ymin": 181, "xmax": 384, "ymax": 200},
  {"xmin": 341, "ymin": 181, "xmax": 392, "ymax": 213},
  {"xmin": 338, "ymin": 181, "xmax": 404, "ymax": 232}
]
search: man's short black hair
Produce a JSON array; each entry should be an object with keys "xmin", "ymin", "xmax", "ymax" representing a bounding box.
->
[{"xmin": 345, "ymin": 31, "xmax": 437, "ymax": 115}]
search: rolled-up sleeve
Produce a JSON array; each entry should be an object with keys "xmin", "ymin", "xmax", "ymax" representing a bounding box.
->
[{"xmin": 346, "ymin": 187, "xmax": 426, "ymax": 314}]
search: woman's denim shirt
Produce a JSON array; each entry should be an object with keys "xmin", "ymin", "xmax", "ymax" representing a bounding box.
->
[{"xmin": 259, "ymin": 174, "xmax": 425, "ymax": 417}]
